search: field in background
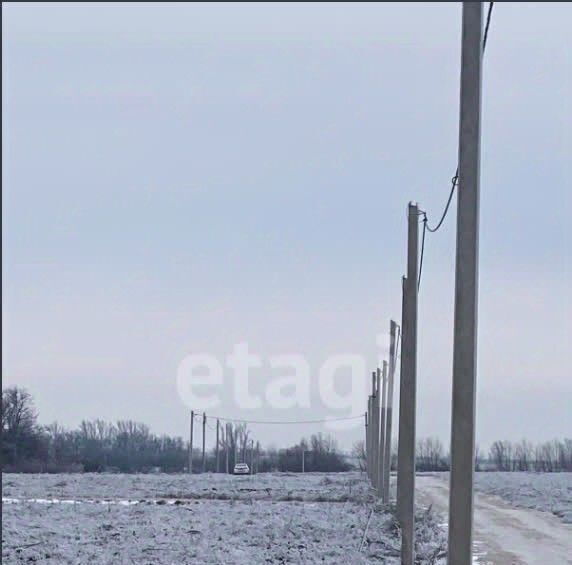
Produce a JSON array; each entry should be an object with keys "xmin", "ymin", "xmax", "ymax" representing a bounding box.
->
[
  {"xmin": 2, "ymin": 472, "xmax": 445, "ymax": 564},
  {"xmin": 5, "ymin": 471, "xmax": 570, "ymax": 563},
  {"xmin": 424, "ymin": 471, "xmax": 572, "ymax": 525},
  {"xmin": 474, "ymin": 471, "xmax": 572, "ymax": 524}
]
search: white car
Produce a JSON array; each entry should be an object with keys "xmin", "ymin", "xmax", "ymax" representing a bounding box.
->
[{"xmin": 233, "ymin": 462, "xmax": 250, "ymax": 475}]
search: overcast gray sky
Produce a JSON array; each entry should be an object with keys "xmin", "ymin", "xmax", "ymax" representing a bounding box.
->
[{"xmin": 2, "ymin": 2, "xmax": 571, "ymax": 451}]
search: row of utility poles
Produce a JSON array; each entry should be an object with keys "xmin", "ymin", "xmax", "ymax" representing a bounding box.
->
[
  {"xmin": 366, "ymin": 4, "xmax": 483, "ymax": 564},
  {"xmin": 188, "ymin": 411, "xmax": 261, "ymax": 474},
  {"xmin": 365, "ymin": 321, "xmax": 399, "ymax": 505}
]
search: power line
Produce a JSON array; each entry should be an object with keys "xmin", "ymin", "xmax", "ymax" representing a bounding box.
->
[
  {"xmin": 483, "ymin": 2, "xmax": 495, "ymax": 54},
  {"xmin": 418, "ymin": 215, "xmax": 428, "ymax": 291},
  {"xmin": 206, "ymin": 420, "xmax": 217, "ymax": 432},
  {"xmin": 418, "ymin": 2, "xmax": 494, "ymax": 289},
  {"xmin": 200, "ymin": 412, "xmax": 365, "ymax": 426},
  {"xmin": 424, "ymin": 2, "xmax": 493, "ymax": 235},
  {"xmin": 424, "ymin": 173, "xmax": 459, "ymax": 234}
]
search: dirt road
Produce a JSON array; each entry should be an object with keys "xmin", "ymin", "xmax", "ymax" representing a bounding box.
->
[{"xmin": 416, "ymin": 475, "xmax": 572, "ymax": 564}]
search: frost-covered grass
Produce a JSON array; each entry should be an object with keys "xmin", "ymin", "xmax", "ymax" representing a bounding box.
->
[
  {"xmin": 473, "ymin": 471, "xmax": 572, "ymax": 524},
  {"xmin": 428, "ymin": 471, "xmax": 572, "ymax": 525},
  {"xmin": 1, "ymin": 471, "xmax": 368, "ymax": 504},
  {"xmin": 2, "ymin": 472, "xmax": 446, "ymax": 564}
]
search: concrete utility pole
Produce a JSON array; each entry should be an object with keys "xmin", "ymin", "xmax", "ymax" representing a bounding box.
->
[
  {"xmin": 397, "ymin": 202, "xmax": 419, "ymax": 565},
  {"xmin": 225, "ymin": 423, "xmax": 230, "ymax": 474},
  {"xmin": 396, "ymin": 278, "xmax": 406, "ymax": 517},
  {"xmin": 383, "ymin": 320, "xmax": 398, "ymax": 502},
  {"xmin": 378, "ymin": 361, "xmax": 388, "ymax": 497},
  {"xmin": 189, "ymin": 411, "xmax": 194, "ymax": 474},
  {"xmin": 364, "ymin": 411, "xmax": 368, "ymax": 475},
  {"xmin": 373, "ymin": 368, "xmax": 381, "ymax": 495},
  {"xmin": 202, "ymin": 412, "xmax": 206, "ymax": 473},
  {"xmin": 215, "ymin": 419, "xmax": 220, "ymax": 473},
  {"xmin": 367, "ymin": 398, "xmax": 372, "ymax": 480},
  {"xmin": 372, "ymin": 369, "xmax": 378, "ymax": 487},
  {"xmin": 367, "ymin": 399, "xmax": 370, "ymax": 480},
  {"xmin": 448, "ymin": 4, "xmax": 483, "ymax": 564},
  {"xmin": 372, "ymin": 370, "xmax": 379, "ymax": 494}
]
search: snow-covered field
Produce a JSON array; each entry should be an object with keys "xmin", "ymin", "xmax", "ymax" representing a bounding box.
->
[
  {"xmin": 2, "ymin": 472, "xmax": 445, "ymax": 564},
  {"xmin": 425, "ymin": 471, "xmax": 572, "ymax": 523},
  {"xmin": 417, "ymin": 474, "xmax": 572, "ymax": 564},
  {"xmin": 474, "ymin": 472, "xmax": 572, "ymax": 524},
  {"xmin": 4, "ymin": 471, "xmax": 570, "ymax": 563}
]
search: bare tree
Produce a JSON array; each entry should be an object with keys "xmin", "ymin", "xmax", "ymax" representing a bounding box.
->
[
  {"xmin": 352, "ymin": 440, "xmax": 366, "ymax": 472},
  {"xmin": 514, "ymin": 439, "xmax": 533, "ymax": 471},
  {"xmin": 489, "ymin": 440, "xmax": 513, "ymax": 471},
  {"xmin": 235, "ymin": 423, "xmax": 250, "ymax": 463},
  {"xmin": 2, "ymin": 387, "xmax": 40, "ymax": 464},
  {"xmin": 2, "ymin": 387, "xmax": 37, "ymax": 436},
  {"xmin": 416, "ymin": 437, "xmax": 447, "ymax": 471}
]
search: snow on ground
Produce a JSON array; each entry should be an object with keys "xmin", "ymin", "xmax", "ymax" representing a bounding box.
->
[
  {"xmin": 2, "ymin": 471, "xmax": 368, "ymax": 504},
  {"xmin": 2, "ymin": 472, "xmax": 445, "ymax": 564},
  {"xmin": 425, "ymin": 472, "xmax": 572, "ymax": 525},
  {"xmin": 473, "ymin": 472, "xmax": 572, "ymax": 524},
  {"xmin": 417, "ymin": 474, "xmax": 572, "ymax": 564}
]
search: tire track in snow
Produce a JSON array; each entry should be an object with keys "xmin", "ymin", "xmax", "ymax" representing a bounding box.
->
[{"xmin": 416, "ymin": 475, "xmax": 572, "ymax": 564}]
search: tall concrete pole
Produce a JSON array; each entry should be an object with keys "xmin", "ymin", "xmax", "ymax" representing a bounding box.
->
[
  {"xmin": 364, "ymin": 411, "xmax": 368, "ymax": 475},
  {"xmin": 189, "ymin": 410, "xmax": 194, "ymax": 474},
  {"xmin": 370, "ymin": 396, "xmax": 374, "ymax": 483},
  {"xmin": 215, "ymin": 419, "xmax": 220, "ymax": 473},
  {"xmin": 225, "ymin": 423, "xmax": 230, "ymax": 474},
  {"xmin": 374, "ymin": 367, "xmax": 381, "ymax": 494},
  {"xmin": 372, "ymin": 370, "xmax": 379, "ymax": 493},
  {"xmin": 383, "ymin": 320, "xmax": 398, "ymax": 502},
  {"xmin": 374, "ymin": 369, "xmax": 381, "ymax": 495},
  {"xmin": 367, "ymin": 397, "xmax": 372, "ymax": 480},
  {"xmin": 372, "ymin": 369, "xmax": 378, "ymax": 488},
  {"xmin": 378, "ymin": 361, "xmax": 388, "ymax": 497},
  {"xmin": 397, "ymin": 203, "xmax": 419, "ymax": 565},
  {"xmin": 448, "ymin": 4, "xmax": 483, "ymax": 564},
  {"xmin": 396, "ymin": 277, "xmax": 407, "ymax": 520},
  {"xmin": 202, "ymin": 412, "xmax": 206, "ymax": 473},
  {"xmin": 366, "ymin": 401, "xmax": 369, "ymax": 480}
]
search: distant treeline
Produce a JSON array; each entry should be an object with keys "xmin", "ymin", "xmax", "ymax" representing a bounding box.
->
[
  {"xmin": 486, "ymin": 439, "xmax": 572, "ymax": 472},
  {"xmin": 353, "ymin": 436, "xmax": 572, "ymax": 473},
  {"xmin": 1, "ymin": 387, "xmax": 350, "ymax": 474},
  {"xmin": 416, "ymin": 437, "xmax": 572, "ymax": 472}
]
